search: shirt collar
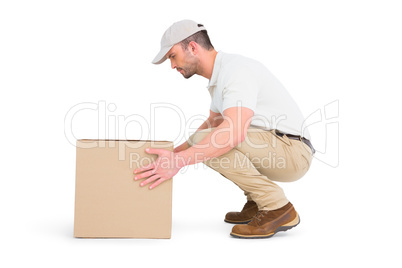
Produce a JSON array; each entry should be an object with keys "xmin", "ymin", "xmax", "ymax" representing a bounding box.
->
[{"xmin": 207, "ymin": 51, "xmax": 223, "ymax": 88}]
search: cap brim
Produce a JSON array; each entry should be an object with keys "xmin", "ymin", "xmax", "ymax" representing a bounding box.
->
[{"xmin": 152, "ymin": 45, "xmax": 173, "ymax": 64}]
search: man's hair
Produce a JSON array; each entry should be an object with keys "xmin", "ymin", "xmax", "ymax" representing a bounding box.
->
[{"xmin": 179, "ymin": 30, "xmax": 214, "ymax": 51}]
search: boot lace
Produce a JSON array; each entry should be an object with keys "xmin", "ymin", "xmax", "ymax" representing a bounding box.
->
[{"xmin": 250, "ymin": 210, "xmax": 268, "ymax": 225}]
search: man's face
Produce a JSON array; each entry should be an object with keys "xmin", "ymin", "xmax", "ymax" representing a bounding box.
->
[{"xmin": 166, "ymin": 44, "xmax": 198, "ymax": 79}]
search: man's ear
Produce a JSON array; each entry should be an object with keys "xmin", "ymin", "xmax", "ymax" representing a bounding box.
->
[{"xmin": 188, "ymin": 41, "xmax": 198, "ymax": 55}]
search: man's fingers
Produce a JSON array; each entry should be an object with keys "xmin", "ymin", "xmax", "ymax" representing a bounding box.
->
[
  {"xmin": 139, "ymin": 174, "xmax": 160, "ymax": 187},
  {"xmin": 134, "ymin": 170, "xmax": 156, "ymax": 181},
  {"xmin": 134, "ymin": 148, "xmax": 173, "ymax": 188},
  {"xmin": 133, "ymin": 163, "xmax": 154, "ymax": 174},
  {"xmin": 145, "ymin": 148, "xmax": 164, "ymax": 155},
  {"xmin": 149, "ymin": 177, "xmax": 167, "ymax": 190},
  {"xmin": 133, "ymin": 148, "xmax": 165, "ymax": 174}
]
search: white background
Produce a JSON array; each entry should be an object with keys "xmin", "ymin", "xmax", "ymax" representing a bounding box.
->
[{"xmin": 1, "ymin": 0, "xmax": 401, "ymax": 267}]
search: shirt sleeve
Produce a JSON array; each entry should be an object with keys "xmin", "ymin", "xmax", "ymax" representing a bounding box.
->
[{"xmin": 210, "ymin": 101, "xmax": 219, "ymax": 113}]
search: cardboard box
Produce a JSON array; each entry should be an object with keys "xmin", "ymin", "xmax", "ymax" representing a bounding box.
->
[{"xmin": 74, "ymin": 140, "xmax": 173, "ymax": 238}]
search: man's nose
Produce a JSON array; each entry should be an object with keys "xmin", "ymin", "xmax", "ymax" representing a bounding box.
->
[{"xmin": 170, "ymin": 60, "xmax": 176, "ymax": 69}]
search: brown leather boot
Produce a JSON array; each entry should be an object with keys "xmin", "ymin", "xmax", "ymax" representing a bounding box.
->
[
  {"xmin": 224, "ymin": 200, "xmax": 259, "ymax": 224},
  {"xmin": 230, "ymin": 202, "xmax": 300, "ymax": 238}
]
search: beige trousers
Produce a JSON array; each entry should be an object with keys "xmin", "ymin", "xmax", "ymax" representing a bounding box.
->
[{"xmin": 187, "ymin": 127, "xmax": 313, "ymax": 210}]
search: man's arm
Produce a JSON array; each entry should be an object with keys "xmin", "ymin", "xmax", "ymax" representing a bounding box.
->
[
  {"xmin": 173, "ymin": 109, "xmax": 223, "ymax": 153},
  {"xmin": 134, "ymin": 106, "xmax": 253, "ymax": 189},
  {"xmin": 175, "ymin": 106, "xmax": 253, "ymax": 164}
]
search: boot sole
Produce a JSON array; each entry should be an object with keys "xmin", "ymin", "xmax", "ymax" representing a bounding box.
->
[
  {"xmin": 230, "ymin": 213, "xmax": 300, "ymax": 239},
  {"xmin": 224, "ymin": 218, "xmax": 253, "ymax": 224}
]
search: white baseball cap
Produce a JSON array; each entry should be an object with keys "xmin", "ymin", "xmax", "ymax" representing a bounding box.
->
[{"xmin": 152, "ymin": 20, "xmax": 206, "ymax": 64}]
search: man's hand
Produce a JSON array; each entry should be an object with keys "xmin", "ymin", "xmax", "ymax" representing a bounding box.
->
[{"xmin": 133, "ymin": 148, "xmax": 183, "ymax": 189}]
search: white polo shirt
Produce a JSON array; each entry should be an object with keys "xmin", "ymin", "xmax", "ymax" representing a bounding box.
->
[{"xmin": 208, "ymin": 51, "xmax": 311, "ymax": 140}]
